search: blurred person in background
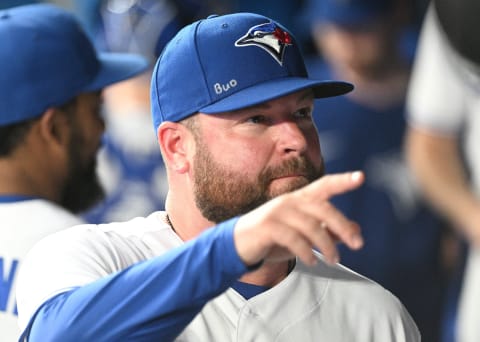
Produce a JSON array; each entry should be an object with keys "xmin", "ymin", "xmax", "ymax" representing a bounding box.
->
[
  {"xmin": 73, "ymin": 0, "xmax": 231, "ymax": 224},
  {"xmin": 0, "ymin": 3, "xmax": 147, "ymax": 340},
  {"xmin": 71, "ymin": 0, "xmax": 229, "ymax": 41},
  {"xmin": 74, "ymin": 0, "xmax": 210, "ymax": 223},
  {"xmin": 79, "ymin": 0, "xmax": 180, "ymax": 223},
  {"xmin": 70, "ymin": 0, "xmax": 102, "ymax": 39},
  {"xmin": 405, "ymin": 0, "xmax": 480, "ymax": 341},
  {"xmin": 303, "ymin": 0, "xmax": 449, "ymax": 341}
]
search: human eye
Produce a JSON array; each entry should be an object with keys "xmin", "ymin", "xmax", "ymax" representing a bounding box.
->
[
  {"xmin": 246, "ymin": 115, "xmax": 268, "ymax": 124},
  {"xmin": 293, "ymin": 107, "xmax": 313, "ymax": 120}
]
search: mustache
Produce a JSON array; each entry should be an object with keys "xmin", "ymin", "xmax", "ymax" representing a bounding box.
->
[{"xmin": 261, "ymin": 156, "xmax": 323, "ymax": 182}]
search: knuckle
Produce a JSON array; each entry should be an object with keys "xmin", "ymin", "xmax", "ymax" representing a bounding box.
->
[{"xmin": 317, "ymin": 201, "xmax": 334, "ymax": 215}]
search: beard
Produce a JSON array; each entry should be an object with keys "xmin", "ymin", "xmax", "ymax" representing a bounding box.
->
[
  {"xmin": 193, "ymin": 141, "xmax": 324, "ymax": 223},
  {"xmin": 59, "ymin": 135, "xmax": 105, "ymax": 214}
]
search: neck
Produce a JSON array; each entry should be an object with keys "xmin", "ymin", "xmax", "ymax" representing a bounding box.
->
[
  {"xmin": 164, "ymin": 191, "xmax": 215, "ymax": 241},
  {"xmin": 240, "ymin": 260, "xmax": 293, "ymax": 287},
  {"xmin": 165, "ymin": 190, "xmax": 295, "ymax": 287},
  {"xmin": 0, "ymin": 160, "xmax": 45, "ymax": 198}
]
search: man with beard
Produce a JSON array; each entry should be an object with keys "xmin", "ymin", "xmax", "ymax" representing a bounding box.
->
[
  {"xmin": 16, "ymin": 12, "xmax": 420, "ymax": 342},
  {"xmin": 0, "ymin": 4, "xmax": 148, "ymax": 341}
]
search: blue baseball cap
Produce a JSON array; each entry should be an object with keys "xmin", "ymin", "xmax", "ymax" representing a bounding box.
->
[
  {"xmin": 151, "ymin": 12, "xmax": 353, "ymax": 129},
  {"xmin": 304, "ymin": 0, "xmax": 394, "ymax": 27},
  {"xmin": 0, "ymin": 4, "xmax": 149, "ymax": 126}
]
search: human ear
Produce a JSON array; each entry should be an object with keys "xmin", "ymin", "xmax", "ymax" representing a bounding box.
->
[
  {"xmin": 157, "ymin": 122, "xmax": 193, "ymax": 173},
  {"xmin": 37, "ymin": 107, "xmax": 70, "ymax": 150}
]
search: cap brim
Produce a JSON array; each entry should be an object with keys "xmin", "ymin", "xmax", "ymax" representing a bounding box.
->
[
  {"xmin": 84, "ymin": 52, "xmax": 149, "ymax": 92},
  {"xmin": 199, "ymin": 77, "xmax": 353, "ymax": 114}
]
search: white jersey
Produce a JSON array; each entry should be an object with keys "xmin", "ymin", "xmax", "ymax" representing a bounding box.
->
[
  {"xmin": 0, "ymin": 199, "xmax": 84, "ymax": 342},
  {"xmin": 17, "ymin": 211, "xmax": 419, "ymax": 341},
  {"xmin": 179, "ymin": 259, "xmax": 418, "ymax": 342},
  {"xmin": 407, "ymin": 6, "xmax": 480, "ymax": 342}
]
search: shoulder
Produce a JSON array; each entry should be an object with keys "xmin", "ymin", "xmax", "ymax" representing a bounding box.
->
[
  {"xmin": 301, "ymin": 255, "xmax": 403, "ymax": 310},
  {"xmin": 294, "ymin": 255, "xmax": 420, "ymax": 339},
  {"xmin": 407, "ymin": 5, "xmax": 469, "ymax": 133},
  {"xmin": 17, "ymin": 210, "xmax": 176, "ymax": 296},
  {"xmin": 0, "ymin": 199, "xmax": 84, "ymax": 226},
  {"xmin": 0, "ymin": 199, "xmax": 85, "ymax": 249},
  {"xmin": 16, "ymin": 211, "xmax": 178, "ymax": 329},
  {"xmin": 25, "ymin": 211, "xmax": 177, "ymax": 264},
  {"xmin": 242, "ymin": 255, "xmax": 420, "ymax": 341}
]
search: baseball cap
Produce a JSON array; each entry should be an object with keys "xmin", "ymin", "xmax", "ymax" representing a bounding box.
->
[
  {"xmin": 151, "ymin": 12, "xmax": 353, "ymax": 129},
  {"xmin": 304, "ymin": 0, "xmax": 394, "ymax": 27},
  {"xmin": 0, "ymin": 4, "xmax": 149, "ymax": 126}
]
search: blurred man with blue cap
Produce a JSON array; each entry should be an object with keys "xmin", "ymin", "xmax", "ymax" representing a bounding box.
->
[
  {"xmin": 0, "ymin": 3, "xmax": 148, "ymax": 340},
  {"xmin": 304, "ymin": 1, "xmax": 449, "ymax": 341},
  {"xmin": 80, "ymin": 0, "xmax": 184, "ymax": 225}
]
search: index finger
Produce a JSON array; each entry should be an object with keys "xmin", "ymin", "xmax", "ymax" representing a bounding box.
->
[{"xmin": 301, "ymin": 171, "xmax": 365, "ymax": 200}]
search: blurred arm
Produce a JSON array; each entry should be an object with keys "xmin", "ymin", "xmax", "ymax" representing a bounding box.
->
[{"xmin": 405, "ymin": 126, "xmax": 480, "ymax": 244}]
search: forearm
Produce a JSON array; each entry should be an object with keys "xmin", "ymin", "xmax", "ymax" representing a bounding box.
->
[
  {"xmin": 405, "ymin": 126, "xmax": 480, "ymax": 234},
  {"xmin": 25, "ymin": 218, "xmax": 247, "ymax": 341}
]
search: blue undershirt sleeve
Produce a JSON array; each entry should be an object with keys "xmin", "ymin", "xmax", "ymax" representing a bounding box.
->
[{"xmin": 22, "ymin": 217, "xmax": 252, "ymax": 341}]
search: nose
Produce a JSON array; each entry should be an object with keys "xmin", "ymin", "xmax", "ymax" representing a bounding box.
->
[{"xmin": 275, "ymin": 121, "xmax": 308, "ymax": 155}]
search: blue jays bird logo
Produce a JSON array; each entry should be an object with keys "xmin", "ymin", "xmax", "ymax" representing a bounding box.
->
[{"xmin": 235, "ymin": 22, "xmax": 292, "ymax": 66}]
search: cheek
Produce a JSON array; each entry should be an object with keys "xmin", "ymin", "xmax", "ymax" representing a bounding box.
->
[
  {"xmin": 211, "ymin": 139, "xmax": 270, "ymax": 175},
  {"xmin": 85, "ymin": 119, "xmax": 104, "ymax": 150},
  {"xmin": 74, "ymin": 134, "xmax": 96, "ymax": 164},
  {"xmin": 306, "ymin": 131, "xmax": 322, "ymax": 163},
  {"xmin": 73, "ymin": 125, "xmax": 101, "ymax": 162}
]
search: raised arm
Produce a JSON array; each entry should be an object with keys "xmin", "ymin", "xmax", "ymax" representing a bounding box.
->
[
  {"xmin": 20, "ymin": 219, "xmax": 248, "ymax": 341},
  {"xmin": 19, "ymin": 172, "xmax": 365, "ymax": 341}
]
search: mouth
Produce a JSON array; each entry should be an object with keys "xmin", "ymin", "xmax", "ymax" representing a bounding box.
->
[
  {"xmin": 272, "ymin": 174, "xmax": 307, "ymax": 180},
  {"xmin": 269, "ymin": 175, "xmax": 310, "ymax": 188},
  {"xmin": 267, "ymin": 174, "xmax": 311, "ymax": 197}
]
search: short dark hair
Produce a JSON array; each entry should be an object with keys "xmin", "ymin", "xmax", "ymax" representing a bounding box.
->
[
  {"xmin": 0, "ymin": 117, "xmax": 38, "ymax": 157},
  {"xmin": 0, "ymin": 97, "xmax": 78, "ymax": 157}
]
